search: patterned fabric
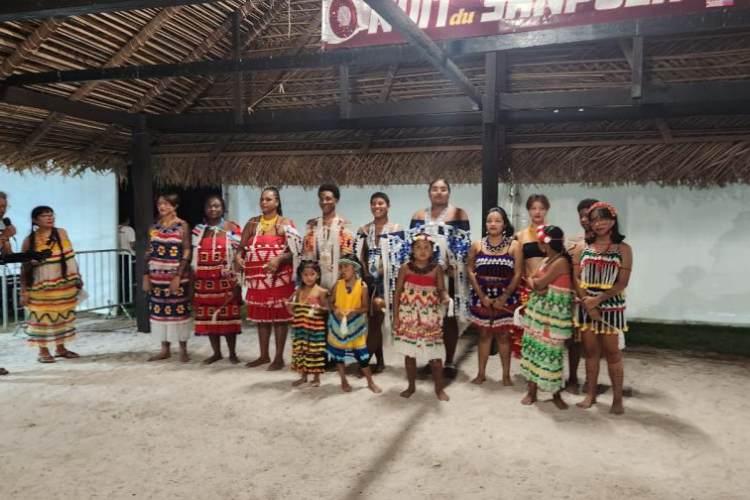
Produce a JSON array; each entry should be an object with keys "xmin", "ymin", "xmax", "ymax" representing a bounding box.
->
[
  {"xmin": 148, "ymin": 220, "xmax": 192, "ymax": 343},
  {"xmin": 576, "ymin": 245, "xmax": 628, "ymax": 335},
  {"xmin": 393, "ymin": 271, "xmax": 444, "ymax": 363},
  {"xmin": 468, "ymin": 248, "xmax": 521, "ymax": 332},
  {"xmin": 244, "ymin": 227, "xmax": 296, "ymax": 323},
  {"xmin": 354, "ymin": 222, "xmax": 398, "ymax": 298},
  {"xmin": 25, "ymin": 232, "xmax": 80, "ymax": 347},
  {"xmin": 192, "ymin": 223, "xmax": 242, "ymax": 336},
  {"xmin": 520, "ymin": 267, "xmax": 574, "ymax": 392},
  {"xmin": 327, "ymin": 279, "xmax": 369, "ymax": 364},
  {"xmin": 303, "ymin": 216, "xmax": 354, "ymax": 290},
  {"xmin": 290, "ymin": 294, "xmax": 327, "ymax": 374}
]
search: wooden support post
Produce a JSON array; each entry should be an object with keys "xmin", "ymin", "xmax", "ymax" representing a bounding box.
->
[
  {"xmin": 631, "ymin": 36, "xmax": 644, "ymax": 99},
  {"xmin": 131, "ymin": 116, "xmax": 153, "ymax": 333},
  {"xmin": 481, "ymin": 52, "xmax": 506, "ymax": 234},
  {"xmin": 232, "ymin": 9, "xmax": 244, "ymax": 125},
  {"xmin": 339, "ymin": 64, "xmax": 351, "ymax": 119}
]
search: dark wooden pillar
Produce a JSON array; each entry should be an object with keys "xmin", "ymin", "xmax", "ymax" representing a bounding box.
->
[
  {"xmin": 481, "ymin": 52, "xmax": 507, "ymax": 235},
  {"xmin": 131, "ymin": 116, "xmax": 153, "ymax": 332}
]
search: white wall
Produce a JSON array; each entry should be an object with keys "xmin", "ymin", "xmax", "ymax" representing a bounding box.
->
[{"xmin": 226, "ymin": 183, "xmax": 750, "ymax": 326}]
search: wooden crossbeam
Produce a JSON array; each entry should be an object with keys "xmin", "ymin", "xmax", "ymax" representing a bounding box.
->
[{"xmin": 0, "ymin": 0, "xmax": 220, "ymax": 22}]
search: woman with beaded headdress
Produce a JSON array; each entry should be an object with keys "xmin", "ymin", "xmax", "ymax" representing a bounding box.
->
[
  {"xmin": 354, "ymin": 192, "xmax": 401, "ymax": 373},
  {"xmin": 573, "ymin": 202, "xmax": 633, "ymax": 415},
  {"xmin": 238, "ymin": 187, "xmax": 301, "ymax": 370},
  {"xmin": 466, "ymin": 207, "xmax": 523, "ymax": 386}
]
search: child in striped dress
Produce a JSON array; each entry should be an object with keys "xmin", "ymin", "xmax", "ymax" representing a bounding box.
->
[
  {"xmin": 327, "ymin": 255, "xmax": 381, "ymax": 394},
  {"xmin": 289, "ymin": 261, "xmax": 329, "ymax": 387}
]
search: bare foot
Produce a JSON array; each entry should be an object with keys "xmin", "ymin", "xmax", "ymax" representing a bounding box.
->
[
  {"xmin": 148, "ymin": 352, "xmax": 170, "ymax": 361},
  {"xmin": 610, "ymin": 400, "xmax": 625, "ymax": 415},
  {"xmin": 553, "ymin": 394, "xmax": 569, "ymax": 410},
  {"xmin": 471, "ymin": 375, "xmax": 486, "ymax": 385},
  {"xmin": 502, "ymin": 377, "xmax": 514, "ymax": 387},
  {"xmin": 400, "ymin": 387, "xmax": 415, "ymax": 398},
  {"xmin": 368, "ymin": 382, "xmax": 382, "ymax": 394},
  {"xmin": 372, "ymin": 364, "xmax": 385, "ymax": 374},
  {"xmin": 521, "ymin": 393, "xmax": 537, "ymax": 405},
  {"xmin": 576, "ymin": 395, "xmax": 597, "ymax": 409},
  {"xmin": 564, "ymin": 380, "xmax": 580, "ymax": 395},
  {"xmin": 340, "ymin": 380, "xmax": 352, "ymax": 393},
  {"xmin": 267, "ymin": 361, "xmax": 285, "ymax": 371},
  {"xmin": 436, "ymin": 390, "xmax": 450, "ymax": 402},
  {"xmin": 292, "ymin": 377, "xmax": 307, "ymax": 387},
  {"xmin": 228, "ymin": 355, "xmax": 240, "ymax": 365},
  {"xmin": 245, "ymin": 357, "xmax": 271, "ymax": 368},
  {"xmin": 202, "ymin": 354, "xmax": 223, "ymax": 365},
  {"xmin": 310, "ymin": 377, "xmax": 321, "ymax": 387},
  {"xmin": 179, "ymin": 352, "xmax": 190, "ymax": 363}
]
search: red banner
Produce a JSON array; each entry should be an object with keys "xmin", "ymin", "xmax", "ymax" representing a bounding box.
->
[{"xmin": 322, "ymin": 0, "xmax": 742, "ymax": 48}]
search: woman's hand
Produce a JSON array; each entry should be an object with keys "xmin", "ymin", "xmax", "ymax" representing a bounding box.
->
[
  {"xmin": 169, "ymin": 275, "xmax": 181, "ymax": 295},
  {"xmin": 480, "ymin": 295, "xmax": 493, "ymax": 308},
  {"xmin": 142, "ymin": 275, "xmax": 152, "ymax": 293},
  {"xmin": 582, "ymin": 296, "xmax": 600, "ymax": 311},
  {"xmin": 263, "ymin": 256, "xmax": 280, "ymax": 275},
  {"xmin": 493, "ymin": 294, "xmax": 510, "ymax": 310}
]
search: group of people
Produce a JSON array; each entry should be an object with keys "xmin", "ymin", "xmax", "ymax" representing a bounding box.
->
[{"xmin": 1, "ymin": 180, "xmax": 633, "ymax": 414}]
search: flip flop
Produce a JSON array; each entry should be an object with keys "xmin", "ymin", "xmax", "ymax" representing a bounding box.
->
[
  {"xmin": 38, "ymin": 355, "xmax": 56, "ymax": 364},
  {"xmin": 54, "ymin": 351, "xmax": 80, "ymax": 359}
]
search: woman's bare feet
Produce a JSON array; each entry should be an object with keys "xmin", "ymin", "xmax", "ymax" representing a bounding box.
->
[
  {"xmin": 502, "ymin": 376, "xmax": 514, "ymax": 386},
  {"xmin": 610, "ymin": 399, "xmax": 625, "ymax": 415},
  {"xmin": 564, "ymin": 380, "xmax": 580, "ymax": 395},
  {"xmin": 245, "ymin": 357, "xmax": 270, "ymax": 368},
  {"xmin": 400, "ymin": 387, "xmax": 415, "ymax": 398},
  {"xmin": 436, "ymin": 390, "xmax": 450, "ymax": 401},
  {"xmin": 228, "ymin": 355, "xmax": 240, "ymax": 364},
  {"xmin": 576, "ymin": 395, "xmax": 597, "ymax": 409},
  {"xmin": 310, "ymin": 375, "xmax": 321, "ymax": 387},
  {"xmin": 368, "ymin": 382, "xmax": 382, "ymax": 394},
  {"xmin": 471, "ymin": 374, "xmax": 486, "ymax": 385},
  {"xmin": 179, "ymin": 351, "xmax": 190, "ymax": 363},
  {"xmin": 372, "ymin": 363, "xmax": 385, "ymax": 374},
  {"xmin": 521, "ymin": 393, "xmax": 537, "ymax": 405},
  {"xmin": 340, "ymin": 379, "xmax": 352, "ymax": 392},
  {"xmin": 148, "ymin": 351, "xmax": 170, "ymax": 361},
  {"xmin": 203, "ymin": 354, "xmax": 223, "ymax": 365},
  {"xmin": 292, "ymin": 376, "xmax": 308, "ymax": 387},
  {"xmin": 553, "ymin": 393, "xmax": 569, "ymax": 410},
  {"xmin": 267, "ymin": 360, "xmax": 285, "ymax": 371}
]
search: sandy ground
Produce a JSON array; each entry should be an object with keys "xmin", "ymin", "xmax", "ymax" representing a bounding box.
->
[{"xmin": 1, "ymin": 318, "xmax": 749, "ymax": 500}]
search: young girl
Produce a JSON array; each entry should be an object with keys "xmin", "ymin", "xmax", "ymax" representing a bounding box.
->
[
  {"xmin": 327, "ymin": 255, "xmax": 382, "ymax": 394},
  {"xmin": 520, "ymin": 225, "xmax": 575, "ymax": 410},
  {"xmin": 289, "ymin": 261, "xmax": 329, "ymax": 387},
  {"xmin": 467, "ymin": 207, "xmax": 523, "ymax": 386},
  {"xmin": 393, "ymin": 234, "xmax": 451, "ymax": 401}
]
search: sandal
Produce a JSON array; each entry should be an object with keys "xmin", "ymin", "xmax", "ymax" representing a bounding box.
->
[
  {"xmin": 38, "ymin": 355, "xmax": 56, "ymax": 364},
  {"xmin": 54, "ymin": 350, "xmax": 80, "ymax": 359}
]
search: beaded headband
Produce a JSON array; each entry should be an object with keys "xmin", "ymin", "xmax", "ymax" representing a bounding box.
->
[
  {"xmin": 588, "ymin": 201, "xmax": 618, "ymax": 218},
  {"xmin": 338, "ymin": 255, "xmax": 362, "ymax": 270},
  {"xmin": 412, "ymin": 232, "xmax": 435, "ymax": 245}
]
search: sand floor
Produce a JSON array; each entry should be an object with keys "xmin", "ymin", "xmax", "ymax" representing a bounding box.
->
[{"xmin": 1, "ymin": 318, "xmax": 749, "ymax": 500}]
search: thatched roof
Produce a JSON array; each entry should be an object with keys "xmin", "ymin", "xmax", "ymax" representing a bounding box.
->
[{"xmin": 1, "ymin": 1, "xmax": 750, "ymax": 186}]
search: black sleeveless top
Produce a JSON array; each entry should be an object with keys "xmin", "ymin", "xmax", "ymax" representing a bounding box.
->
[{"xmin": 522, "ymin": 241, "xmax": 545, "ymax": 259}]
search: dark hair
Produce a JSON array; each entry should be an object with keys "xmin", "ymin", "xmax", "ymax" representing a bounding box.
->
[
  {"xmin": 586, "ymin": 206, "xmax": 626, "ymax": 244},
  {"xmin": 539, "ymin": 225, "xmax": 574, "ymax": 276},
  {"xmin": 318, "ymin": 183, "xmax": 340, "ymax": 201},
  {"xmin": 157, "ymin": 193, "xmax": 180, "ymax": 208},
  {"xmin": 486, "ymin": 207, "xmax": 514, "ymax": 237},
  {"xmin": 428, "ymin": 178, "xmax": 451, "ymax": 193},
  {"xmin": 204, "ymin": 195, "xmax": 226, "ymax": 215},
  {"xmin": 26, "ymin": 206, "xmax": 67, "ymax": 287},
  {"xmin": 409, "ymin": 236, "xmax": 437, "ymax": 264},
  {"xmin": 296, "ymin": 260, "xmax": 321, "ymax": 285},
  {"xmin": 577, "ymin": 198, "xmax": 599, "ymax": 213},
  {"xmin": 526, "ymin": 194, "xmax": 550, "ymax": 211},
  {"xmin": 0, "ymin": 191, "xmax": 7, "ymax": 200},
  {"xmin": 261, "ymin": 186, "xmax": 283, "ymax": 216},
  {"xmin": 370, "ymin": 192, "xmax": 390, "ymax": 206}
]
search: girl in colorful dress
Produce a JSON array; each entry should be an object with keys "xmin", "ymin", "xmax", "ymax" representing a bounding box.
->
[
  {"xmin": 393, "ymin": 234, "xmax": 451, "ymax": 401},
  {"xmin": 408, "ymin": 179, "xmax": 471, "ymax": 379},
  {"xmin": 355, "ymin": 192, "xmax": 401, "ymax": 373},
  {"xmin": 144, "ymin": 194, "xmax": 192, "ymax": 362},
  {"xmin": 289, "ymin": 261, "xmax": 329, "ymax": 387},
  {"xmin": 514, "ymin": 194, "xmax": 551, "ymax": 358},
  {"xmin": 574, "ymin": 202, "xmax": 632, "ymax": 415},
  {"xmin": 21, "ymin": 206, "xmax": 83, "ymax": 363},
  {"xmin": 192, "ymin": 195, "xmax": 242, "ymax": 364},
  {"xmin": 328, "ymin": 255, "xmax": 381, "ymax": 394},
  {"xmin": 467, "ymin": 207, "xmax": 523, "ymax": 386},
  {"xmin": 239, "ymin": 187, "xmax": 300, "ymax": 370},
  {"xmin": 520, "ymin": 225, "xmax": 575, "ymax": 410}
]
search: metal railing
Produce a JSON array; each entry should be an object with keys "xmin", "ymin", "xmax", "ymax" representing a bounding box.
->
[{"xmin": 1, "ymin": 249, "xmax": 135, "ymax": 332}]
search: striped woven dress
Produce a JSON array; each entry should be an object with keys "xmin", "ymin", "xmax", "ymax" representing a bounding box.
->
[
  {"xmin": 327, "ymin": 279, "xmax": 369, "ymax": 365},
  {"xmin": 393, "ymin": 264, "xmax": 444, "ymax": 363},
  {"xmin": 576, "ymin": 245, "xmax": 628, "ymax": 335},
  {"xmin": 520, "ymin": 263, "xmax": 574, "ymax": 392},
  {"xmin": 25, "ymin": 232, "xmax": 81, "ymax": 347},
  {"xmin": 290, "ymin": 292, "xmax": 327, "ymax": 375},
  {"xmin": 467, "ymin": 243, "xmax": 521, "ymax": 332},
  {"xmin": 148, "ymin": 220, "xmax": 192, "ymax": 342}
]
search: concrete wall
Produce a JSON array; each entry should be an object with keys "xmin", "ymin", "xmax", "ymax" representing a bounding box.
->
[{"xmin": 226, "ymin": 183, "xmax": 750, "ymax": 326}]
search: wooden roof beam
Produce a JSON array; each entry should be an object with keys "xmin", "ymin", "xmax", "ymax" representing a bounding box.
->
[
  {"xmin": 0, "ymin": 19, "xmax": 65, "ymax": 79},
  {"xmin": 0, "ymin": 0, "xmax": 220, "ymax": 22},
  {"xmin": 362, "ymin": 0, "xmax": 482, "ymax": 108}
]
